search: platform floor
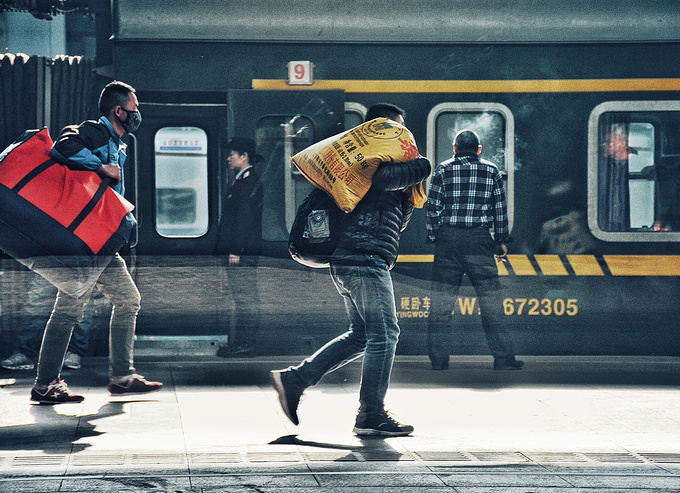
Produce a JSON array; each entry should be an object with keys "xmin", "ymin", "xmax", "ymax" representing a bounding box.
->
[{"xmin": 1, "ymin": 355, "xmax": 680, "ymax": 492}]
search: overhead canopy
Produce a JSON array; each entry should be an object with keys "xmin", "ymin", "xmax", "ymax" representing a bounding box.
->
[{"xmin": 113, "ymin": 0, "xmax": 680, "ymax": 44}]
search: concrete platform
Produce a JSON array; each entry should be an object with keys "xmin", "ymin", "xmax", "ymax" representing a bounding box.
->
[{"xmin": 1, "ymin": 355, "xmax": 680, "ymax": 492}]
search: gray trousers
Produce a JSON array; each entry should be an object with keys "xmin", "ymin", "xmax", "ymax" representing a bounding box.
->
[{"xmin": 35, "ymin": 253, "xmax": 141, "ymax": 386}]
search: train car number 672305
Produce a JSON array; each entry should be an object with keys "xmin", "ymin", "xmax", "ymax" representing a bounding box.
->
[{"xmin": 503, "ymin": 298, "xmax": 579, "ymax": 317}]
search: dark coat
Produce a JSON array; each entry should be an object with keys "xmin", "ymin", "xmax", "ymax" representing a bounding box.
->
[
  {"xmin": 335, "ymin": 157, "xmax": 431, "ymax": 268},
  {"xmin": 215, "ymin": 168, "xmax": 263, "ymax": 256}
]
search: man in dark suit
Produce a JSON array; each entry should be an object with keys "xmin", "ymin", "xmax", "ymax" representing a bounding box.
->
[{"xmin": 215, "ymin": 137, "xmax": 264, "ymax": 357}]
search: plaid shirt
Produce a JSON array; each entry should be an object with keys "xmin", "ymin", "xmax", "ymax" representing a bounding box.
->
[{"xmin": 426, "ymin": 153, "xmax": 509, "ymax": 243}]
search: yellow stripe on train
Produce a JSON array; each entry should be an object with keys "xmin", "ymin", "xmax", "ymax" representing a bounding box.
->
[
  {"xmin": 396, "ymin": 254, "xmax": 680, "ymax": 276},
  {"xmin": 252, "ymin": 78, "xmax": 680, "ymax": 94}
]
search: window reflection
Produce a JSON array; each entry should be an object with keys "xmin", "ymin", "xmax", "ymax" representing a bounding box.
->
[
  {"xmin": 154, "ymin": 127, "xmax": 209, "ymax": 237},
  {"xmin": 598, "ymin": 112, "xmax": 680, "ymax": 232},
  {"xmin": 427, "ymin": 103, "xmax": 514, "ymax": 233},
  {"xmin": 435, "ymin": 111, "xmax": 507, "ymax": 172}
]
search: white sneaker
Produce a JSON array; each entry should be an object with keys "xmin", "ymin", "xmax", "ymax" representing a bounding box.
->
[
  {"xmin": 63, "ymin": 352, "xmax": 81, "ymax": 370},
  {"xmin": 0, "ymin": 351, "xmax": 34, "ymax": 370}
]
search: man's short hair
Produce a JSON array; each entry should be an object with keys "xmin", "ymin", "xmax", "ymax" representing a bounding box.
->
[
  {"xmin": 454, "ymin": 129, "xmax": 480, "ymax": 153},
  {"xmin": 365, "ymin": 103, "xmax": 405, "ymax": 123},
  {"xmin": 98, "ymin": 81, "xmax": 136, "ymax": 116}
]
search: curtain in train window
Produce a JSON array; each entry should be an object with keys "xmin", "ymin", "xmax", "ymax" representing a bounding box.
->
[
  {"xmin": 598, "ymin": 117, "xmax": 633, "ymax": 231},
  {"xmin": 597, "ymin": 111, "xmax": 680, "ymax": 233},
  {"xmin": 598, "ymin": 115, "xmax": 657, "ymax": 232},
  {"xmin": 154, "ymin": 127, "xmax": 209, "ymax": 237}
]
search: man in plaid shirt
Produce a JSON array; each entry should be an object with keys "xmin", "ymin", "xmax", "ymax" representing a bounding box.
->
[{"xmin": 426, "ymin": 129, "xmax": 523, "ymax": 371}]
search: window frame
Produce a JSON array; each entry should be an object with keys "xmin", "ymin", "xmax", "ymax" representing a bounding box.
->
[
  {"xmin": 587, "ymin": 101, "xmax": 680, "ymax": 242},
  {"xmin": 426, "ymin": 102, "xmax": 515, "ymax": 234},
  {"xmin": 153, "ymin": 125, "xmax": 210, "ymax": 239},
  {"xmin": 344, "ymin": 102, "xmax": 367, "ymax": 129}
]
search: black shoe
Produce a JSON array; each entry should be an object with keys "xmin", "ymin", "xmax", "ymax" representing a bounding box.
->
[
  {"xmin": 353, "ymin": 411, "xmax": 414, "ymax": 437},
  {"xmin": 431, "ymin": 361, "xmax": 449, "ymax": 371},
  {"xmin": 493, "ymin": 356, "xmax": 524, "ymax": 370},
  {"xmin": 271, "ymin": 370, "xmax": 304, "ymax": 426}
]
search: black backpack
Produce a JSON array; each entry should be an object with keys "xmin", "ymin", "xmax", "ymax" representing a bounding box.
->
[{"xmin": 288, "ymin": 188, "xmax": 345, "ymax": 268}]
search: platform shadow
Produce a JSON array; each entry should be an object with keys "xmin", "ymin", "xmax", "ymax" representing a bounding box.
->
[
  {"xmin": 0, "ymin": 401, "xmax": 126, "ymax": 453},
  {"xmin": 269, "ymin": 433, "xmax": 411, "ymax": 461}
]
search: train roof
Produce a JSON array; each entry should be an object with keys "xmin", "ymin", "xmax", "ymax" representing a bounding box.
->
[{"xmin": 113, "ymin": 0, "xmax": 680, "ymax": 44}]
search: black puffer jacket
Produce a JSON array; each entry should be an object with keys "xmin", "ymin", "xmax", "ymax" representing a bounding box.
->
[{"xmin": 335, "ymin": 157, "xmax": 431, "ymax": 269}]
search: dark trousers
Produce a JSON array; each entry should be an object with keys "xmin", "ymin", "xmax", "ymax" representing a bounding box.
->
[
  {"xmin": 220, "ymin": 256, "xmax": 260, "ymax": 348},
  {"xmin": 427, "ymin": 226, "xmax": 515, "ymax": 365}
]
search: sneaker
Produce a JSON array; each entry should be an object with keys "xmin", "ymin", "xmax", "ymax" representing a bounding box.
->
[
  {"xmin": 0, "ymin": 351, "xmax": 34, "ymax": 370},
  {"xmin": 30, "ymin": 378, "xmax": 84, "ymax": 404},
  {"xmin": 108, "ymin": 374, "xmax": 163, "ymax": 396},
  {"xmin": 271, "ymin": 369, "xmax": 304, "ymax": 426},
  {"xmin": 493, "ymin": 356, "xmax": 524, "ymax": 371},
  {"xmin": 353, "ymin": 411, "xmax": 414, "ymax": 437},
  {"xmin": 63, "ymin": 352, "xmax": 81, "ymax": 370}
]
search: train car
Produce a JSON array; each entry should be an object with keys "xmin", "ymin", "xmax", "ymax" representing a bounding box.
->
[{"xmin": 7, "ymin": 0, "xmax": 680, "ymax": 357}]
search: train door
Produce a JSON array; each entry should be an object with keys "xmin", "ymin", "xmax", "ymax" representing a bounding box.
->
[
  {"xmin": 129, "ymin": 102, "xmax": 227, "ymax": 255},
  {"xmin": 125, "ymin": 102, "xmax": 228, "ymax": 340},
  {"xmin": 227, "ymin": 90, "xmax": 345, "ymax": 253},
  {"xmin": 128, "ymin": 93, "xmax": 346, "ymax": 347},
  {"xmin": 216, "ymin": 90, "xmax": 346, "ymax": 354}
]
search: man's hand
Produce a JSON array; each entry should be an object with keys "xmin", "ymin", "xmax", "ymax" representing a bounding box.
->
[
  {"xmin": 100, "ymin": 163, "xmax": 121, "ymax": 183},
  {"xmin": 495, "ymin": 242, "xmax": 508, "ymax": 262}
]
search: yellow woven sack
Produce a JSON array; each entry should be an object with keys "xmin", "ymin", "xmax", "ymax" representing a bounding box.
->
[{"xmin": 291, "ymin": 118, "xmax": 423, "ymax": 212}]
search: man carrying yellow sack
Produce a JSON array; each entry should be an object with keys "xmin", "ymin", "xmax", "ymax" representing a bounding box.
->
[
  {"xmin": 291, "ymin": 111, "xmax": 427, "ymax": 212},
  {"xmin": 272, "ymin": 103, "xmax": 431, "ymax": 436}
]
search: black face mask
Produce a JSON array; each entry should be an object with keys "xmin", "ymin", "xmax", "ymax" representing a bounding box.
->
[{"xmin": 119, "ymin": 108, "xmax": 142, "ymax": 133}]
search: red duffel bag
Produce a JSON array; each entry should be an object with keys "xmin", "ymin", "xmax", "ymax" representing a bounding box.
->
[{"xmin": 0, "ymin": 128, "xmax": 136, "ymax": 297}]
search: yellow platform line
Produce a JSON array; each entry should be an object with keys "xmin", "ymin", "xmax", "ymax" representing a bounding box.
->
[{"xmin": 253, "ymin": 78, "xmax": 680, "ymax": 94}]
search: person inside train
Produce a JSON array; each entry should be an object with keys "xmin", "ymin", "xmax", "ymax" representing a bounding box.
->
[
  {"xmin": 426, "ymin": 129, "xmax": 523, "ymax": 371},
  {"xmin": 214, "ymin": 137, "xmax": 264, "ymax": 358},
  {"xmin": 29, "ymin": 80, "xmax": 163, "ymax": 404},
  {"xmin": 271, "ymin": 103, "xmax": 431, "ymax": 436},
  {"xmin": 599, "ymin": 124, "xmax": 634, "ymax": 232}
]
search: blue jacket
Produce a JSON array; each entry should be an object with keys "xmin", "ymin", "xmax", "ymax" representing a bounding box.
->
[{"xmin": 51, "ymin": 116, "xmax": 128, "ymax": 196}]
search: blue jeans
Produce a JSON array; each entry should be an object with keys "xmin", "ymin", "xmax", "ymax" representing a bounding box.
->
[
  {"xmin": 288, "ymin": 251, "xmax": 400, "ymax": 417},
  {"xmin": 15, "ymin": 274, "xmax": 93, "ymax": 361}
]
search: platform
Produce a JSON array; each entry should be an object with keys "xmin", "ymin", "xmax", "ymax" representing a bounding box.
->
[{"xmin": 1, "ymin": 355, "xmax": 680, "ymax": 492}]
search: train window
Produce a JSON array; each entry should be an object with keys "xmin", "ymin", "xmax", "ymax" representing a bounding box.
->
[
  {"xmin": 588, "ymin": 102, "xmax": 680, "ymax": 242},
  {"xmin": 153, "ymin": 127, "xmax": 209, "ymax": 237},
  {"xmin": 426, "ymin": 103, "xmax": 515, "ymax": 231},
  {"xmin": 344, "ymin": 102, "xmax": 367, "ymax": 130}
]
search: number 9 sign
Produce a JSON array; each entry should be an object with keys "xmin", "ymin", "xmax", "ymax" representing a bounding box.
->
[{"xmin": 287, "ymin": 61, "xmax": 314, "ymax": 85}]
